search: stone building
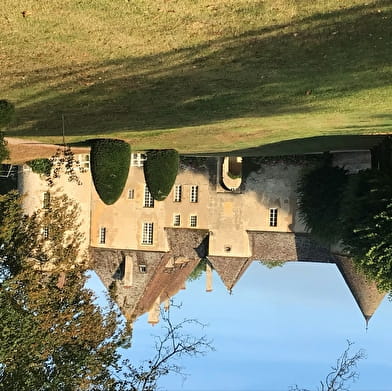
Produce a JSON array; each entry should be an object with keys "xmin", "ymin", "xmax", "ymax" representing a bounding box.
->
[{"xmin": 19, "ymin": 150, "xmax": 384, "ymax": 326}]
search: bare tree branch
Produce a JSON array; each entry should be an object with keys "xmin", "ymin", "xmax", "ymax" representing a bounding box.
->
[
  {"xmin": 289, "ymin": 340, "xmax": 366, "ymax": 391},
  {"xmin": 116, "ymin": 302, "xmax": 213, "ymax": 391}
]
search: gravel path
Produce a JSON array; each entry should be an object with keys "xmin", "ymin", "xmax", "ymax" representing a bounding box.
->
[{"xmin": 4, "ymin": 137, "xmax": 90, "ymax": 164}]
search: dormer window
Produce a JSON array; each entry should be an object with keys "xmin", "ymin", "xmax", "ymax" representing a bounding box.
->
[{"xmin": 139, "ymin": 264, "xmax": 147, "ymax": 273}]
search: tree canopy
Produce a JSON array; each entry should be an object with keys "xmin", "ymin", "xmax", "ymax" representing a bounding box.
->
[
  {"xmin": 90, "ymin": 139, "xmax": 131, "ymax": 205},
  {"xmin": 297, "ymin": 163, "xmax": 348, "ymax": 243},
  {"xmin": 0, "ymin": 186, "xmax": 211, "ymax": 390},
  {"xmin": 298, "ymin": 162, "xmax": 392, "ymax": 292},
  {"xmin": 0, "ymin": 192, "xmax": 125, "ymax": 390},
  {"xmin": 144, "ymin": 149, "xmax": 179, "ymax": 201}
]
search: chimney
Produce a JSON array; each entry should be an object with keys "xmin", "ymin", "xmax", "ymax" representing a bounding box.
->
[{"xmin": 206, "ymin": 263, "xmax": 213, "ymax": 292}]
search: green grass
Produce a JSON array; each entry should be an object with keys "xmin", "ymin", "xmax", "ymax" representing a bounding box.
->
[{"xmin": 1, "ymin": 0, "xmax": 391, "ymax": 153}]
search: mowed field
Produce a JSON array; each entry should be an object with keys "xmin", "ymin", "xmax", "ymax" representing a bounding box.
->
[{"xmin": 1, "ymin": 0, "xmax": 391, "ymax": 153}]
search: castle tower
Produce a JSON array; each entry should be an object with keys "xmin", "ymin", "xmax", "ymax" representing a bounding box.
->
[{"xmin": 335, "ymin": 256, "xmax": 386, "ymax": 325}]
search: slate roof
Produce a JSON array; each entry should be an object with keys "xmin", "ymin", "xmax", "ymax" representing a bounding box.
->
[
  {"xmin": 208, "ymin": 256, "xmax": 252, "ymax": 292},
  {"xmin": 335, "ymin": 255, "xmax": 386, "ymax": 324}
]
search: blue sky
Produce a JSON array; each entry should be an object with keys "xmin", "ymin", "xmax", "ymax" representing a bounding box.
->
[{"xmin": 90, "ymin": 261, "xmax": 392, "ymax": 390}]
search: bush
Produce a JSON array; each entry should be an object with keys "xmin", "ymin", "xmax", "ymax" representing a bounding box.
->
[
  {"xmin": 90, "ymin": 139, "xmax": 131, "ymax": 205},
  {"xmin": 297, "ymin": 164, "xmax": 348, "ymax": 243},
  {"xmin": 0, "ymin": 100, "xmax": 15, "ymax": 129},
  {"xmin": 339, "ymin": 170, "xmax": 392, "ymax": 291},
  {"xmin": 144, "ymin": 149, "xmax": 179, "ymax": 201},
  {"xmin": 27, "ymin": 159, "xmax": 52, "ymax": 176},
  {"xmin": 0, "ymin": 132, "xmax": 8, "ymax": 164}
]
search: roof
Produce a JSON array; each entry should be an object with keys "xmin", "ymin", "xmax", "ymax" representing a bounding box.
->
[
  {"xmin": 335, "ymin": 256, "xmax": 386, "ymax": 323},
  {"xmin": 208, "ymin": 256, "xmax": 252, "ymax": 292},
  {"xmin": 248, "ymin": 231, "xmax": 335, "ymax": 262},
  {"xmin": 165, "ymin": 228, "xmax": 209, "ymax": 259}
]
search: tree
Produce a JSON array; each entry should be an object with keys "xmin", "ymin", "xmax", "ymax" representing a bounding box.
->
[
  {"xmin": 0, "ymin": 192, "xmax": 128, "ymax": 390},
  {"xmin": 0, "ymin": 131, "xmax": 8, "ymax": 164},
  {"xmin": 348, "ymin": 202, "xmax": 392, "ymax": 291},
  {"xmin": 115, "ymin": 305, "xmax": 213, "ymax": 391},
  {"xmin": 290, "ymin": 341, "xmax": 366, "ymax": 391},
  {"xmin": 144, "ymin": 150, "xmax": 179, "ymax": 201},
  {"xmin": 0, "ymin": 190, "xmax": 212, "ymax": 390},
  {"xmin": 339, "ymin": 170, "xmax": 392, "ymax": 291},
  {"xmin": 27, "ymin": 158, "xmax": 53, "ymax": 176},
  {"xmin": 297, "ymin": 164, "xmax": 348, "ymax": 244},
  {"xmin": 90, "ymin": 139, "xmax": 131, "ymax": 205},
  {"xmin": 188, "ymin": 258, "xmax": 208, "ymax": 281},
  {"xmin": 0, "ymin": 99, "xmax": 14, "ymax": 163}
]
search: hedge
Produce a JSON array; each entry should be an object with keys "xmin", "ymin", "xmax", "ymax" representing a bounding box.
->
[
  {"xmin": 143, "ymin": 149, "xmax": 179, "ymax": 201},
  {"xmin": 90, "ymin": 139, "xmax": 131, "ymax": 205},
  {"xmin": 27, "ymin": 159, "xmax": 52, "ymax": 176}
]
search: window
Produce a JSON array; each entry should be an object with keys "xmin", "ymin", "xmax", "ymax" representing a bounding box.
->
[
  {"xmin": 190, "ymin": 185, "xmax": 198, "ymax": 203},
  {"xmin": 269, "ymin": 208, "xmax": 278, "ymax": 227},
  {"xmin": 128, "ymin": 189, "xmax": 135, "ymax": 199},
  {"xmin": 173, "ymin": 214, "xmax": 181, "ymax": 227},
  {"xmin": 79, "ymin": 154, "xmax": 90, "ymax": 169},
  {"xmin": 42, "ymin": 192, "xmax": 50, "ymax": 209},
  {"xmin": 43, "ymin": 226, "xmax": 49, "ymax": 239},
  {"xmin": 131, "ymin": 153, "xmax": 147, "ymax": 167},
  {"xmin": 190, "ymin": 215, "xmax": 197, "ymax": 228},
  {"xmin": 142, "ymin": 223, "xmax": 153, "ymax": 245},
  {"xmin": 174, "ymin": 185, "xmax": 182, "ymax": 202},
  {"xmin": 143, "ymin": 185, "xmax": 154, "ymax": 208},
  {"xmin": 99, "ymin": 227, "xmax": 106, "ymax": 244},
  {"xmin": 139, "ymin": 264, "xmax": 147, "ymax": 273}
]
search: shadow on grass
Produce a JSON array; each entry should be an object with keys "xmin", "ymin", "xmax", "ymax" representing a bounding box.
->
[
  {"xmin": 220, "ymin": 135, "xmax": 387, "ymax": 156},
  {"xmin": 5, "ymin": 0, "xmax": 392, "ymax": 138}
]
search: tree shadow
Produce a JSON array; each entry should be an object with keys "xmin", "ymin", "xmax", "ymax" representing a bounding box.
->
[
  {"xmin": 6, "ymin": 1, "xmax": 392, "ymax": 138},
  {"xmin": 222, "ymin": 135, "xmax": 387, "ymax": 156}
]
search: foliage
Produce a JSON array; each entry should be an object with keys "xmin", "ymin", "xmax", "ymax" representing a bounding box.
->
[
  {"xmin": 47, "ymin": 146, "xmax": 88, "ymax": 187},
  {"xmin": 297, "ymin": 164, "xmax": 349, "ymax": 243},
  {"xmin": 0, "ymin": 192, "xmax": 129, "ymax": 390},
  {"xmin": 260, "ymin": 260, "xmax": 285, "ymax": 269},
  {"xmin": 27, "ymin": 158, "xmax": 53, "ymax": 176},
  {"xmin": 0, "ymin": 191, "xmax": 36, "ymax": 277},
  {"xmin": 290, "ymin": 340, "xmax": 366, "ymax": 391},
  {"xmin": 227, "ymin": 171, "xmax": 241, "ymax": 180},
  {"xmin": 339, "ymin": 170, "xmax": 392, "ymax": 291},
  {"xmin": 0, "ymin": 132, "xmax": 9, "ymax": 164},
  {"xmin": 90, "ymin": 139, "xmax": 131, "ymax": 205},
  {"xmin": 0, "ymin": 100, "xmax": 14, "ymax": 129},
  {"xmin": 351, "ymin": 203, "xmax": 392, "ymax": 292},
  {"xmin": 371, "ymin": 136, "xmax": 392, "ymax": 172},
  {"xmin": 188, "ymin": 258, "xmax": 208, "ymax": 282},
  {"xmin": 144, "ymin": 150, "xmax": 179, "ymax": 201}
]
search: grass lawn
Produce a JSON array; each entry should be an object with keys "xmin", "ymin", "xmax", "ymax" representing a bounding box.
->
[{"xmin": 1, "ymin": 0, "xmax": 391, "ymax": 153}]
